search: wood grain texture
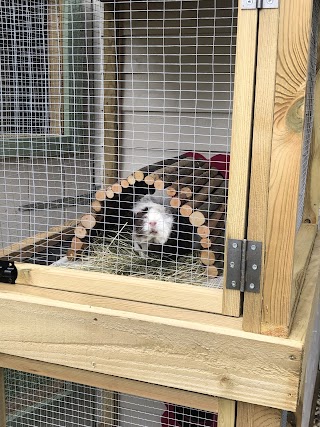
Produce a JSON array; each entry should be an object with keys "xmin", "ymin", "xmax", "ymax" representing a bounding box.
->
[
  {"xmin": 222, "ymin": 6, "xmax": 258, "ymax": 316},
  {"xmin": 290, "ymin": 233, "xmax": 320, "ymax": 342},
  {"xmin": 217, "ymin": 399, "xmax": 236, "ymax": 427},
  {"xmin": 0, "ymin": 283, "xmax": 241, "ymax": 330},
  {"xmin": 236, "ymin": 403, "xmax": 281, "ymax": 427},
  {"xmin": 48, "ymin": 0, "xmax": 62, "ymax": 134},
  {"xmin": 261, "ymin": 0, "xmax": 314, "ymax": 336},
  {"xmin": 104, "ymin": 6, "xmax": 117, "ymax": 186},
  {"xmin": 243, "ymin": 8, "xmax": 280, "ymax": 333},
  {"xmin": 292, "ymin": 234, "xmax": 320, "ymax": 427},
  {"xmin": 0, "ymin": 353, "xmax": 219, "ymax": 414},
  {"xmin": 15, "ymin": 263, "xmax": 223, "ymax": 314},
  {"xmin": 0, "ymin": 368, "xmax": 5, "ymax": 427},
  {"xmin": 0, "ymin": 290, "xmax": 302, "ymax": 410},
  {"xmin": 290, "ymin": 223, "xmax": 317, "ymax": 330}
]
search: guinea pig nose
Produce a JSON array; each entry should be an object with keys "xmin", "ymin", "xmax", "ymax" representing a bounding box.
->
[{"xmin": 149, "ymin": 221, "xmax": 157, "ymax": 227}]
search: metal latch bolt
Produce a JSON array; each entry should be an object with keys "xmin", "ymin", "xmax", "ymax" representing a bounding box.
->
[{"xmin": 0, "ymin": 261, "xmax": 17, "ymax": 284}]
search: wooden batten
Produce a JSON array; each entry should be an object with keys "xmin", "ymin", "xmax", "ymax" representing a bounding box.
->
[
  {"xmin": 217, "ymin": 399, "xmax": 236, "ymax": 427},
  {"xmin": 14, "ymin": 263, "xmax": 223, "ymax": 314},
  {"xmin": 48, "ymin": 0, "xmax": 63, "ymax": 134},
  {"xmin": 259, "ymin": 0, "xmax": 315, "ymax": 337},
  {"xmin": 243, "ymin": 6, "xmax": 280, "ymax": 334},
  {"xmin": 222, "ymin": 5, "xmax": 258, "ymax": 316},
  {"xmin": 0, "ymin": 286, "xmax": 302, "ymax": 410},
  {"xmin": 103, "ymin": 4, "xmax": 118, "ymax": 186},
  {"xmin": 235, "ymin": 403, "xmax": 282, "ymax": 427},
  {"xmin": 291, "ymin": 233, "xmax": 320, "ymax": 427},
  {"xmin": 0, "ymin": 353, "xmax": 220, "ymax": 415}
]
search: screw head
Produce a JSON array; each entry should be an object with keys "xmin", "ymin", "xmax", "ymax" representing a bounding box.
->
[
  {"xmin": 252, "ymin": 264, "xmax": 258, "ymax": 270},
  {"xmin": 249, "ymin": 283, "xmax": 255, "ymax": 290},
  {"xmin": 232, "ymin": 242, "xmax": 238, "ymax": 249},
  {"xmin": 231, "ymin": 281, "xmax": 236, "ymax": 288},
  {"xmin": 247, "ymin": 0, "xmax": 253, "ymax": 3},
  {"xmin": 251, "ymin": 244, "xmax": 256, "ymax": 251},
  {"xmin": 267, "ymin": 0, "xmax": 273, "ymax": 3},
  {"xmin": 230, "ymin": 261, "xmax": 235, "ymax": 268}
]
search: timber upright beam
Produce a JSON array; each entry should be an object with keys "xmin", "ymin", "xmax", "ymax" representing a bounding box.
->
[
  {"xmin": 222, "ymin": 2, "xmax": 258, "ymax": 316},
  {"xmin": 244, "ymin": 0, "xmax": 316, "ymax": 336},
  {"xmin": 103, "ymin": 3, "xmax": 118, "ymax": 186}
]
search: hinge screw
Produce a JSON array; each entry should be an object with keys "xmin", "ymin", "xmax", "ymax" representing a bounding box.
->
[
  {"xmin": 251, "ymin": 244, "xmax": 256, "ymax": 251},
  {"xmin": 231, "ymin": 281, "xmax": 236, "ymax": 288},
  {"xmin": 247, "ymin": 0, "xmax": 253, "ymax": 3},
  {"xmin": 249, "ymin": 283, "xmax": 255, "ymax": 290},
  {"xmin": 267, "ymin": 0, "xmax": 273, "ymax": 3},
  {"xmin": 232, "ymin": 242, "xmax": 238, "ymax": 248},
  {"xmin": 230, "ymin": 261, "xmax": 235, "ymax": 268},
  {"xmin": 252, "ymin": 264, "xmax": 258, "ymax": 270}
]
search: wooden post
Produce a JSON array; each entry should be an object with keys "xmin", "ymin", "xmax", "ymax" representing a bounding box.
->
[
  {"xmin": 217, "ymin": 399, "xmax": 236, "ymax": 427},
  {"xmin": 104, "ymin": 4, "xmax": 118, "ymax": 186},
  {"xmin": 48, "ymin": 0, "xmax": 63, "ymax": 134},
  {"xmin": 242, "ymin": 7, "xmax": 280, "ymax": 333},
  {"xmin": 236, "ymin": 403, "xmax": 282, "ymax": 427},
  {"xmin": 0, "ymin": 368, "xmax": 6, "ymax": 427},
  {"xmin": 257, "ymin": 0, "xmax": 314, "ymax": 336},
  {"xmin": 294, "ymin": 234, "xmax": 320, "ymax": 427},
  {"xmin": 222, "ymin": 2, "xmax": 258, "ymax": 316}
]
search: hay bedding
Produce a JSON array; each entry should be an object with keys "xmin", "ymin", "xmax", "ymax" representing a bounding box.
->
[{"xmin": 61, "ymin": 226, "xmax": 223, "ymax": 288}]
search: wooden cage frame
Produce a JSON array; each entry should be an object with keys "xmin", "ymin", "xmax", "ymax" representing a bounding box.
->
[{"xmin": 0, "ymin": 0, "xmax": 320, "ymax": 426}]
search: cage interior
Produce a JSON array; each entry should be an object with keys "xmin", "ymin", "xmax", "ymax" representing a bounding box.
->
[
  {"xmin": 0, "ymin": 0, "xmax": 238, "ymax": 287},
  {"xmin": 4, "ymin": 369, "xmax": 218, "ymax": 427}
]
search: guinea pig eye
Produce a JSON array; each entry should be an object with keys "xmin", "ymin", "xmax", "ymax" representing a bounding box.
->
[{"xmin": 141, "ymin": 208, "xmax": 148, "ymax": 213}]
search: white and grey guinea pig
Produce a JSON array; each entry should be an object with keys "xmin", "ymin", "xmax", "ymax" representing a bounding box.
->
[{"xmin": 132, "ymin": 191, "xmax": 175, "ymax": 257}]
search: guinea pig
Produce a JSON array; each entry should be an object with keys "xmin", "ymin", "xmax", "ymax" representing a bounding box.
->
[{"xmin": 132, "ymin": 191, "xmax": 175, "ymax": 258}]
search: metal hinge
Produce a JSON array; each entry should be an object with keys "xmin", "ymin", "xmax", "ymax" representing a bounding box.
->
[
  {"xmin": 241, "ymin": 0, "xmax": 279, "ymax": 9},
  {"xmin": 226, "ymin": 239, "xmax": 262, "ymax": 293},
  {"xmin": 0, "ymin": 261, "xmax": 17, "ymax": 284}
]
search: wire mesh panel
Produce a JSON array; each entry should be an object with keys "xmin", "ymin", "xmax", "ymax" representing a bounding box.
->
[
  {"xmin": 0, "ymin": 0, "xmax": 238, "ymax": 288},
  {"xmin": 4, "ymin": 369, "xmax": 218, "ymax": 427},
  {"xmin": 296, "ymin": 0, "xmax": 320, "ymax": 230}
]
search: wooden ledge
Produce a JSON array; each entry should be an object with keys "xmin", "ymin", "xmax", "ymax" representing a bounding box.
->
[
  {"xmin": 0, "ymin": 234, "xmax": 319, "ymax": 412},
  {"xmin": 14, "ymin": 263, "xmax": 224, "ymax": 314},
  {"xmin": 0, "ymin": 287, "xmax": 301, "ymax": 411}
]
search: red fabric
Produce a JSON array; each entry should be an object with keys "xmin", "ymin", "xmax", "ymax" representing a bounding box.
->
[
  {"xmin": 182, "ymin": 152, "xmax": 208, "ymax": 161},
  {"xmin": 161, "ymin": 404, "xmax": 218, "ymax": 427},
  {"xmin": 209, "ymin": 153, "xmax": 230, "ymax": 179},
  {"xmin": 182, "ymin": 152, "xmax": 230, "ymax": 179}
]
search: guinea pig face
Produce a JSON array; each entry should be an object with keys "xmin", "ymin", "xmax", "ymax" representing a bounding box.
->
[{"xmin": 133, "ymin": 202, "xmax": 174, "ymax": 245}]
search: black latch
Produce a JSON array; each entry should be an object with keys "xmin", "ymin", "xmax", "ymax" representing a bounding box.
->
[{"xmin": 0, "ymin": 261, "xmax": 17, "ymax": 284}]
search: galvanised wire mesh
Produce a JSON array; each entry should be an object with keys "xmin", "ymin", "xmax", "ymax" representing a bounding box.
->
[
  {"xmin": 4, "ymin": 369, "xmax": 218, "ymax": 427},
  {"xmin": 297, "ymin": 0, "xmax": 320, "ymax": 230},
  {"xmin": 0, "ymin": 0, "xmax": 237, "ymax": 287},
  {"xmin": 296, "ymin": 0, "xmax": 320, "ymax": 230}
]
